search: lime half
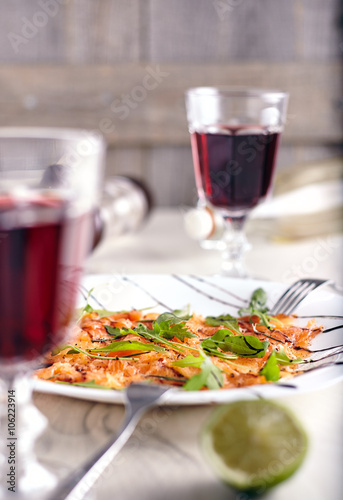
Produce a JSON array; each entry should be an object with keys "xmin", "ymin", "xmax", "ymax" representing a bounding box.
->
[{"xmin": 201, "ymin": 400, "xmax": 307, "ymax": 495}]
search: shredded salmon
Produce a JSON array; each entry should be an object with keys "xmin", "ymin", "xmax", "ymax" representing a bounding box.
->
[{"xmin": 35, "ymin": 310, "xmax": 322, "ymax": 390}]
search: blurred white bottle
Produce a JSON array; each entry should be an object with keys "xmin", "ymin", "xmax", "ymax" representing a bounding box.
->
[
  {"xmin": 41, "ymin": 165, "xmax": 152, "ymax": 250},
  {"xmin": 92, "ymin": 176, "xmax": 152, "ymax": 249},
  {"xmin": 183, "ymin": 203, "xmax": 226, "ymax": 250}
]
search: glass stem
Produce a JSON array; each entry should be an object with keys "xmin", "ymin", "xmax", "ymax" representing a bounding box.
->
[
  {"xmin": 221, "ymin": 215, "xmax": 251, "ymax": 278},
  {"xmin": 0, "ymin": 373, "xmax": 56, "ymax": 499}
]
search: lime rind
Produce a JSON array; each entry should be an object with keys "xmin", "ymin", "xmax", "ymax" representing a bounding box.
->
[{"xmin": 201, "ymin": 400, "xmax": 308, "ymax": 494}]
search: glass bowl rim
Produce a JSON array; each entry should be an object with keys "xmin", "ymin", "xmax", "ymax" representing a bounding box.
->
[
  {"xmin": 0, "ymin": 127, "xmax": 105, "ymax": 150},
  {"xmin": 185, "ymin": 86, "xmax": 288, "ymax": 99}
]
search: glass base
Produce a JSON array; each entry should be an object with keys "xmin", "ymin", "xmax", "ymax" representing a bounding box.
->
[{"xmin": 221, "ymin": 256, "xmax": 249, "ymax": 278}]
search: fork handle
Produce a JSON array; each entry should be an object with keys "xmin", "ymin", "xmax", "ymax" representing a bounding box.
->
[{"xmin": 48, "ymin": 407, "xmax": 145, "ymax": 500}]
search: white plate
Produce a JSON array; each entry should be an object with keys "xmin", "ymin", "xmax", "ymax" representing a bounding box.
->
[{"xmin": 33, "ymin": 274, "xmax": 343, "ymax": 405}]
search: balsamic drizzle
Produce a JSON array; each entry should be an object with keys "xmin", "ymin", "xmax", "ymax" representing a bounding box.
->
[
  {"xmin": 308, "ymin": 344, "xmax": 343, "ymax": 353},
  {"xmin": 299, "ymin": 349, "xmax": 343, "ymax": 366},
  {"xmin": 275, "ymin": 383, "xmax": 297, "ymax": 389},
  {"xmin": 121, "ymin": 276, "xmax": 173, "ymax": 311},
  {"xmin": 296, "ymin": 315, "xmax": 343, "ymax": 320},
  {"xmin": 322, "ymin": 324, "xmax": 343, "ymax": 334},
  {"xmin": 251, "ymin": 324, "xmax": 287, "ymax": 343},
  {"xmin": 188, "ymin": 275, "xmax": 248, "ymax": 304},
  {"xmin": 256, "ymin": 331, "xmax": 285, "ymax": 343},
  {"xmin": 172, "ymin": 274, "xmax": 242, "ymax": 309},
  {"xmin": 79, "ymin": 284, "xmax": 107, "ymax": 309},
  {"xmin": 296, "ymin": 361, "xmax": 343, "ymax": 375}
]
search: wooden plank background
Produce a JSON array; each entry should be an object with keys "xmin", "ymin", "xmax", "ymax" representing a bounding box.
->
[
  {"xmin": 0, "ymin": 0, "xmax": 342, "ymax": 206},
  {"xmin": 0, "ymin": 63, "xmax": 341, "ymax": 144}
]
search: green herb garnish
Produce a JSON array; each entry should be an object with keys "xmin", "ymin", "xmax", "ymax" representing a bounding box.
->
[
  {"xmin": 173, "ymin": 352, "xmax": 224, "ymax": 390},
  {"xmin": 205, "ymin": 314, "xmax": 241, "ymax": 334},
  {"xmin": 201, "ymin": 329, "xmax": 269, "ymax": 358},
  {"xmin": 200, "ymin": 344, "xmax": 238, "ymax": 361},
  {"xmin": 171, "ymin": 306, "xmax": 192, "ymax": 320},
  {"xmin": 238, "ymin": 288, "xmax": 275, "ymax": 329},
  {"xmin": 260, "ymin": 351, "xmax": 280, "ymax": 381},
  {"xmin": 52, "ymin": 344, "xmax": 142, "ymax": 361},
  {"xmin": 156, "ymin": 312, "xmax": 187, "ymax": 325},
  {"xmin": 88, "ymin": 340, "xmax": 165, "ymax": 354},
  {"xmin": 155, "ymin": 312, "xmax": 195, "ymax": 341},
  {"xmin": 55, "ymin": 380, "xmax": 113, "ymax": 390},
  {"xmin": 104, "ymin": 325, "xmax": 127, "ymax": 338},
  {"xmin": 275, "ymin": 346, "xmax": 305, "ymax": 366},
  {"xmin": 156, "ymin": 321, "xmax": 195, "ymax": 341},
  {"xmin": 260, "ymin": 347, "xmax": 305, "ymax": 381},
  {"xmin": 132, "ymin": 322, "xmax": 188, "ymax": 352}
]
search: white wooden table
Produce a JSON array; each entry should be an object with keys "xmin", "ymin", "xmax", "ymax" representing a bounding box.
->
[
  {"xmin": 87, "ymin": 208, "xmax": 343, "ymax": 283},
  {"xmin": 33, "ymin": 208, "xmax": 343, "ymax": 500}
]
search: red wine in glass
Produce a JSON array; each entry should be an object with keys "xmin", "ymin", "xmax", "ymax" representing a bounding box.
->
[
  {"xmin": 0, "ymin": 196, "xmax": 93, "ymax": 362},
  {"xmin": 0, "ymin": 128, "xmax": 104, "ymax": 498},
  {"xmin": 185, "ymin": 87, "xmax": 288, "ymax": 277},
  {"xmin": 191, "ymin": 126, "xmax": 280, "ymax": 213}
]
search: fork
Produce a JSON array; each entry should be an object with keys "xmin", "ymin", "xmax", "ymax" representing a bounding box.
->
[
  {"xmin": 48, "ymin": 383, "xmax": 173, "ymax": 500},
  {"xmin": 270, "ymin": 278, "xmax": 332, "ymax": 316}
]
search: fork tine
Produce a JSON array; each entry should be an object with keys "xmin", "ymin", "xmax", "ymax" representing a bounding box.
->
[
  {"xmin": 271, "ymin": 279, "xmax": 331, "ymax": 316},
  {"xmin": 126, "ymin": 382, "xmax": 172, "ymax": 412},
  {"xmin": 281, "ymin": 281, "xmax": 317, "ymax": 315},
  {"xmin": 271, "ymin": 280, "xmax": 305, "ymax": 315}
]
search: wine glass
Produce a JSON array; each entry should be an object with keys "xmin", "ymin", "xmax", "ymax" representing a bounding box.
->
[
  {"xmin": 185, "ymin": 87, "xmax": 288, "ymax": 277},
  {"xmin": 0, "ymin": 128, "xmax": 105, "ymax": 498}
]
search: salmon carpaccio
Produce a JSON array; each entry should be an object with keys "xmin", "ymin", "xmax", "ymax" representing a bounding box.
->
[{"xmin": 35, "ymin": 310, "xmax": 322, "ymax": 390}]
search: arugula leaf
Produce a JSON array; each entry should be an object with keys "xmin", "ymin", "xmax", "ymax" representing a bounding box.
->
[
  {"xmin": 130, "ymin": 323, "xmax": 187, "ymax": 353},
  {"xmin": 86, "ymin": 320, "xmax": 196, "ymax": 355},
  {"xmin": 201, "ymin": 329, "xmax": 269, "ymax": 358},
  {"xmin": 201, "ymin": 344, "xmax": 238, "ymax": 361},
  {"xmin": 275, "ymin": 346, "xmax": 304, "ymax": 366},
  {"xmin": 51, "ymin": 344, "xmax": 68, "ymax": 356},
  {"xmin": 172, "ymin": 306, "xmax": 191, "ymax": 319},
  {"xmin": 173, "ymin": 354, "xmax": 203, "ymax": 368},
  {"xmin": 156, "ymin": 310, "xmax": 191, "ymax": 324},
  {"xmin": 267, "ymin": 316, "xmax": 284, "ymax": 326},
  {"xmin": 184, "ymin": 357, "xmax": 223, "ymax": 391},
  {"xmin": 260, "ymin": 347, "xmax": 305, "ymax": 382},
  {"xmin": 78, "ymin": 302, "xmax": 119, "ymax": 319},
  {"xmin": 154, "ymin": 320, "xmax": 196, "ymax": 342},
  {"xmin": 51, "ymin": 344, "xmax": 142, "ymax": 360},
  {"xmin": 156, "ymin": 312, "xmax": 186, "ymax": 324},
  {"xmin": 104, "ymin": 325, "xmax": 127, "ymax": 338},
  {"xmin": 154, "ymin": 312, "xmax": 195, "ymax": 341},
  {"xmin": 89, "ymin": 340, "xmax": 165, "ymax": 353},
  {"xmin": 55, "ymin": 380, "xmax": 113, "ymax": 390},
  {"xmin": 205, "ymin": 315, "xmax": 241, "ymax": 334},
  {"xmin": 173, "ymin": 353, "xmax": 224, "ymax": 390},
  {"xmin": 260, "ymin": 351, "xmax": 280, "ymax": 381},
  {"xmin": 250, "ymin": 288, "xmax": 268, "ymax": 312},
  {"xmin": 239, "ymin": 288, "xmax": 268, "ymax": 315},
  {"xmin": 93, "ymin": 309, "xmax": 118, "ymax": 317},
  {"xmin": 78, "ymin": 287, "xmax": 98, "ymax": 316},
  {"xmin": 238, "ymin": 287, "xmax": 274, "ymax": 329},
  {"xmin": 201, "ymin": 330, "xmax": 238, "ymax": 360}
]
